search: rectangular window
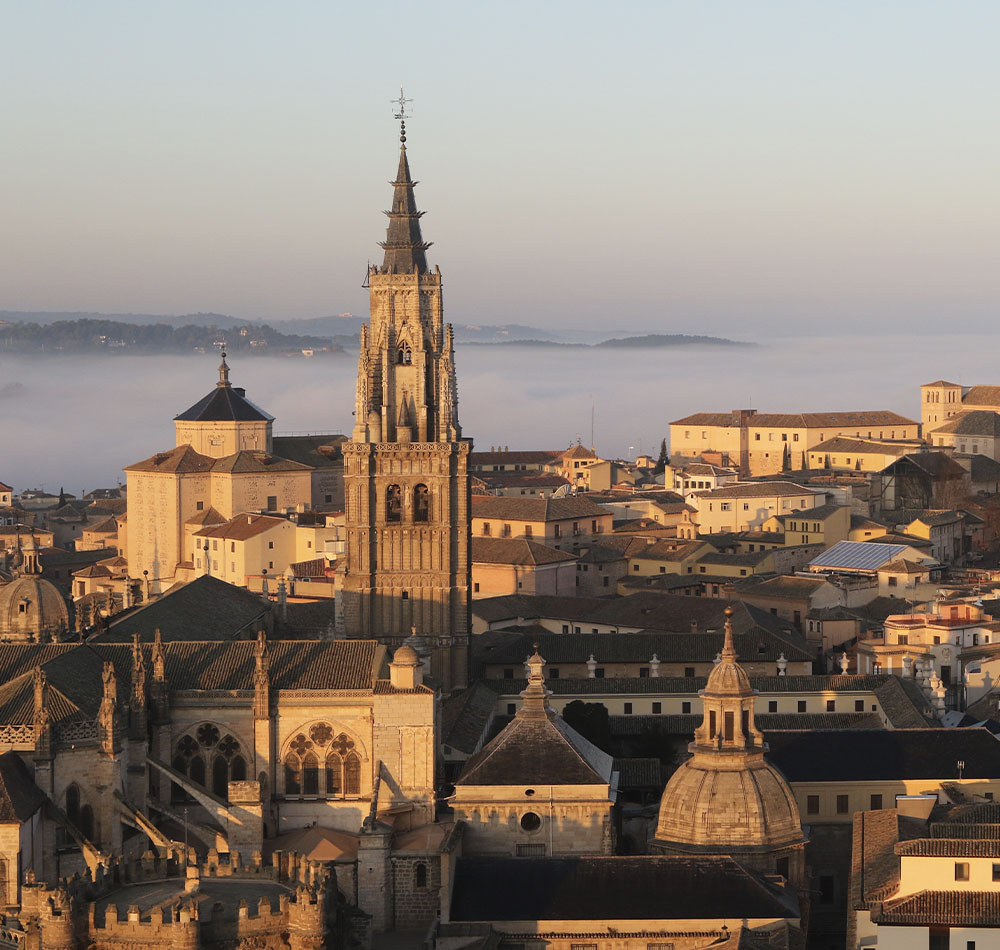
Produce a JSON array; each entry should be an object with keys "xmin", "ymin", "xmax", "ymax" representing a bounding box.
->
[
  {"xmin": 267, "ymin": 495, "xmax": 277, "ymax": 510},
  {"xmin": 561, "ymin": 624, "xmax": 569, "ymax": 634},
  {"xmin": 502, "ymin": 523, "xmax": 511, "ymax": 537},
  {"xmin": 549, "ymin": 668, "xmax": 559, "ymax": 679},
  {"xmin": 524, "ymin": 525, "xmax": 532, "ymax": 538},
  {"xmin": 685, "ymin": 666, "xmax": 695, "ymax": 677},
  {"xmin": 836, "ymin": 794, "xmax": 849, "ymax": 814},
  {"xmin": 483, "ymin": 522, "xmax": 491, "ymax": 536},
  {"xmin": 624, "ymin": 703, "xmax": 633, "ymax": 715},
  {"xmin": 639, "ymin": 667, "xmax": 649, "ymax": 678},
  {"xmin": 503, "ymin": 668, "xmax": 514, "ymax": 679},
  {"xmin": 798, "ymin": 700, "xmax": 807, "ymax": 713},
  {"xmin": 807, "ymin": 795, "xmax": 820, "ymax": 815},
  {"xmin": 652, "ymin": 702, "xmax": 662, "ymax": 714},
  {"xmin": 517, "ymin": 844, "xmax": 546, "ymax": 857},
  {"xmin": 826, "ymin": 699, "xmax": 835, "ymax": 712},
  {"xmin": 993, "ymin": 863, "xmax": 1000, "ymax": 882},
  {"xmin": 196, "ymin": 500, "xmax": 204, "ymax": 511},
  {"xmin": 554, "ymin": 524, "xmax": 561, "ymax": 537},
  {"xmin": 268, "ymin": 540, "xmax": 274, "ymax": 549},
  {"xmin": 507, "ymin": 703, "xmax": 516, "ymax": 715},
  {"xmin": 855, "ymin": 699, "xmax": 864, "ymax": 712},
  {"xmin": 955, "ymin": 862, "xmax": 970, "ymax": 881},
  {"xmin": 724, "ymin": 711, "xmax": 734, "ymax": 741},
  {"xmin": 473, "ymin": 582, "xmax": 480, "ymax": 592},
  {"xmin": 768, "ymin": 700, "xmax": 778, "ymax": 713},
  {"xmin": 871, "ymin": 794, "xmax": 883, "ymax": 809},
  {"xmin": 230, "ymin": 541, "xmax": 236, "ymax": 552},
  {"xmin": 595, "ymin": 668, "xmax": 604, "ymax": 678},
  {"xmin": 682, "ymin": 701, "xmax": 692, "ymax": 714}
]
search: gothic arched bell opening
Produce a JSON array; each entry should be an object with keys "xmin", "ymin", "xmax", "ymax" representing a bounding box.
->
[
  {"xmin": 414, "ymin": 484, "xmax": 430, "ymax": 522},
  {"xmin": 386, "ymin": 484, "xmax": 402, "ymax": 522}
]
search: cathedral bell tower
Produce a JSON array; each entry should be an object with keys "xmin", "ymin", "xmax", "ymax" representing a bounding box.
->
[{"xmin": 338, "ymin": 103, "xmax": 471, "ymax": 690}]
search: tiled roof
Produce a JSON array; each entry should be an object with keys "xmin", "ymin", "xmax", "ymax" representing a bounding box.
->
[
  {"xmin": 933, "ymin": 410, "xmax": 1000, "ymax": 437},
  {"xmin": 880, "ymin": 559, "xmax": 931, "ymax": 575},
  {"xmin": 477, "ymin": 473, "xmax": 570, "ymax": 489},
  {"xmin": 612, "ymin": 757, "xmax": 662, "ymax": 787},
  {"xmin": 185, "ymin": 507, "xmax": 227, "ymax": 527},
  {"xmin": 193, "ymin": 513, "xmax": 289, "ymax": 541},
  {"xmin": 470, "ymin": 495, "xmax": 610, "ymax": 521},
  {"xmin": 471, "ymin": 538, "xmax": 576, "ymax": 566},
  {"xmin": 967, "ymin": 454, "xmax": 1000, "ymax": 481},
  {"xmin": 808, "ymin": 437, "xmax": 915, "ymax": 456},
  {"xmin": 449, "ymin": 856, "xmax": 799, "ymax": 922},
  {"xmin": 923, "ymin": 380, "xmax": 961, "ymax": 387},
  {"xmin": 469, "ymin": 450, "xmax": 561, "ymax": 467},
  {"xmin": 881, "ymin": 452, "xmax": 968, "ymax": 479},
  {"xmin": 873, "ymin": 890, "xmax": 1000, "ymax": 926},
  {"xmin": 672, "ymin": 410, "xmax": 917, "ymax": 428},
  {"xmin": 767, "ymin": 728, "xmax": 999, "ymax": 782},
  {"xmin": 210, "ymin": 451, "xmax": 310, "ymax": 474},
  {"xmin": 739, "ymin": 575, "xmax": 828, "ymax": 599},
  {"xmin": 962, "ymin": 385, "xmax": 1000, "ymax": 407},
  {"xmin": 896, "ymin": 838, "xmax": 1000, "ymax": 857},
  {"xmin": 609, "ymin": 712, "xmax": 881, "ymax": 736},
  {"xmin": 694, "ymin": 481, "xmax": 824, "ymax": 499},
  {"xmin": 124, "ymin": 445, "xmax": 215, "ymax": 474}
]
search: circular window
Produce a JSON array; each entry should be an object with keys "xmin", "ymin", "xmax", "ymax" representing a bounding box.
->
[
  {"xmin": 520, "ymin": 811, "xmax": 541, "ymax": 832},
  {"xmin": 525, "ymin": 788, "xmax": 536, "ymax": 797}
]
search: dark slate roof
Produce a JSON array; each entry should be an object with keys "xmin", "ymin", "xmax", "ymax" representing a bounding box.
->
[
  {"xmin": 449, "ymin": 856, "xmax": 799, "ymax": 922},
  {"xmin": 609, "ymin": 713, "xmax": 882, "ymax": 737},
  {"xmin": 174, "ymin": 383, "xmax": 273, "ymax": 422},
  {"xmin": 154, "ymin": 640, "xmax": 380, "ymax": 691},
  {"xmin": 441, "ymin": 683, "xmax": 498, "ymax": 754},
  {"xmin": 487, "ymin": 674, "xmax": 899, "ymax": 697},
  {"xmin": 483, "ymin": 629, "xmax": 812, "ymax": 666},
  {"xmin": 880, "ymin": 452, "xmax": 968, "ymax": 479},
  {"xmin": 457, "ymin": 711, "xmax": 612, "ymax": 786},
  {"xmin": 766, "ymin": 728, "xmax": 1000, "ymax": 782},
  {"xmin": 0, "ymin": 752, "xmax": 46, "ymax": 822},
  {"xmin": 612, "ymin": 757, "xmax": 662, "ymax": 788},
  {"xmin": 271, "ymin": 435, "xmax": 346, "ymax": 469},
  {"xmin": 210, "ymin": 451, "xmax": 310, "ymax": 475},
  {"xmin": 99, "ymin": 575, "xmax": 269, "ymax": 642}
]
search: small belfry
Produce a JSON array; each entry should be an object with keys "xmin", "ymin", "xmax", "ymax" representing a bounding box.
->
[{"xmin": 338, "ymin": 95, "xmax": 471, "ymax": 690}]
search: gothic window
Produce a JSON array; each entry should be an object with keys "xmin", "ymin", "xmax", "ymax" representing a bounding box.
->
[
  {"xmin": 231, "ymin": 755, "xmax": 247, "ymax": 781},
  {"xmin": 345, "ymin": 751, "xmax": 361, "ymax": 796},
  {"xmin": 303, "ymin": 752, "xmax": 320, "ymax": 796},
  {"xmin": 212, "ymin": 757, "xmax": 229, "ymax": 799},
  {"xmin": 397, "ymin": 343, "xmax": 412, "ymax": 365},
  {"xmin": 284, "ymin": 753, "xmax": 302, "ymax": 796},
  {"xmin": 66, "ymin": 784, "xmax": 80, "ymax": 825},
  {"xmin": 413, "ymin": 484, "xmax": 430, "ymax": 522},
  {"xmin": 386, "ymin": 485, "xmax": 402, "ymax": 523},
  {"xmin": 190, "ymin": 755, "xmax": 206, "ymax": 788},
  {"xmin": 415, "ymin": 863, "xmax": 428, "ymax": 888},
  {"xmin": 326, "ymin": 752, "xmax": 342, "ymax": 796},
  {"xmin": 79, "ymin": 805, "xmax": 94, "ymax": 841}
]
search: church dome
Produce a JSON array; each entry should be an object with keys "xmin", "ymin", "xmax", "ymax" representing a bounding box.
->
[
  {"xmin": 705, "ymin": 654, "xmax": 752, "ymax": 695},
  {"xmin": 392, "ymin": 644, "xmax": 419, "ymax": 666},
  {"xmin": 654, "ymin": 606, "xmax": 804, "ymax": 854},
  {"xmin": 655, "ymin": 749, "xmax": 803, "ymax": 850},
  {"xmin": 0, "ymin": 576, "xmax": 69, "ymax": 641}
]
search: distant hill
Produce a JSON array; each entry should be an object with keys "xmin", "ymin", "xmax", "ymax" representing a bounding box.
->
[{"xmin": 0, "ymin": 311, "xmax": 750, "ymax": 352}]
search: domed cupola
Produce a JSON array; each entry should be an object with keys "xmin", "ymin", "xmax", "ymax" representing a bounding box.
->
[{"xmin": 653, "ymin": 607, "xmax": 806, "ymax": 885}]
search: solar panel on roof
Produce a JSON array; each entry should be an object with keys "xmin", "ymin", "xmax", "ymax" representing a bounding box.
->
[{"xmin": 808, "ymin": 540, "xmax": 909, "ymax": 571}]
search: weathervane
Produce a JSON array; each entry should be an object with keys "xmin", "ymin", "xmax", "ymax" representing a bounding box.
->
[{"xmin": 392, "ymin": 86, "xmax": 413, "ymax": 143}]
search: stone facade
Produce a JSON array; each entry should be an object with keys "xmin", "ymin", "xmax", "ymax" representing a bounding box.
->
[{"xmin": 337, "ymin": 131, "xmax": 471, "ymax": 691}]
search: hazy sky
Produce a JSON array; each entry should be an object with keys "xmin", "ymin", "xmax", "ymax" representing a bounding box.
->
[{"xmin": 2, "ymin": 2, "xmax": 999, "ymax": 335}]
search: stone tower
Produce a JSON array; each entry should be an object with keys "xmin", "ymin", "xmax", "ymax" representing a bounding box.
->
[{"xmin": 338, "ymin": 117, "xmax": 471, "ymax": 691}]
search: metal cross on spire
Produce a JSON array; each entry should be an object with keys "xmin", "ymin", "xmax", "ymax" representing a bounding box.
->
[{"xmin": 392, "ymin": 87, "xmax": 412, "ymax": 143}]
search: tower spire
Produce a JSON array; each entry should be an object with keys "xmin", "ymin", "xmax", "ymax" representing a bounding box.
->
[
  {"xmin": 379, "ymin": 88, "xmax": 431, "ymax": 273},
  {"xmin": 217, "ymin": 350, "xmax": 230, "ymax": 388}
]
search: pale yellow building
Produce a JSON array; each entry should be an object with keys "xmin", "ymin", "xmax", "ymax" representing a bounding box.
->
[
  {"xmin": 805, "ymin": 436, "xmax": 922, "ymax": 472},
  {"xmin": 192, "ymin": 513, "xmax": 297, "ymax": 588},
  {"xmin": 471, "ymin": 538, "xmax": 577, "ymax": 598},
  {"xmin": 691, "ymin": 481, "xmax": 827, "ymax": 534},
  {"xmin": 670, "ymin": 409, "xmax": 919, "ymax": 476},
  {"xmin": 926, "ymin": 409, "xmax": 1000, "ymax": 460},
  {"xmin": 471, "ymin": 495, "xmax": 614, "ymax": 550}
]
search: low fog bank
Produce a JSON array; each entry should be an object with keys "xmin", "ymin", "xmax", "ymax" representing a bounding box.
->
[{"xmin": 0, "ymin": 333, "xmax": 992, "ymax": 489}]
